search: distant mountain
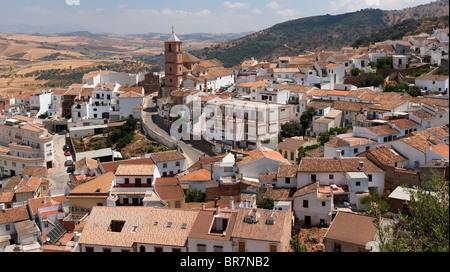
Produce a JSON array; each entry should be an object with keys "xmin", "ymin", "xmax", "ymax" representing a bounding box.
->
[
  {"xmin": 131, "ymin": 32, "xmax": 253, "ymax": 42},
  {"xmin": 191, "ymin": 0, "xmax": 450, "ymax": 67},
  {"xmin": 353, "ymin": 15, "xmax": 449, "ymax": 48}
]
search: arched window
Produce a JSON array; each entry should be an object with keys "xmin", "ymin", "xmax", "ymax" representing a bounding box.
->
[
  {"xmin": 168, "ymin": 44, "xmax": 172, "ymax": 52},
  {"xmin": 140, "ymin": 246, "xmax": 146, "ymax": 252}
]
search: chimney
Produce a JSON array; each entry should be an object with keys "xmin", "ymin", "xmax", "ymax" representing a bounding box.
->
[
  {"xmin": 229, "ymin": 197, "xmax": 234, "ymax": 210},
  {"xmin": 252, "ymin": 208, "xmax": 259, "ymax": 223},
  {"xmin": 359, "ymin": 161, "xmax": 364, "ymax": 170},
  {"xmin": 336, "ymin": 150, "xmax": 342, "ymax": 159},
  {"xmin": 215, "ymin": 206, "xmax": 220, "ymax": 215}
]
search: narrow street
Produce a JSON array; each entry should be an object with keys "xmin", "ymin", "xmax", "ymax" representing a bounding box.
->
[
  {"xmin": 48, "ymin": 134, "xmax": 70, "ymax": 189},
  {"xmin": 141, "ymin": 94, "xmax": 205, "ymax": 168}
]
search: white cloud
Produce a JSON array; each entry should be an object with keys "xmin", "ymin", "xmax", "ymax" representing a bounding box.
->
[
  {"xmin": 195, "ymin": 9, "xmax": 212, "ymax": 17},
  {"xmin": 220, "ymin": 1, "xmax": 251, "ymax": 10},
  {"xmin": 116, "ymin": 4, "xmax": 127, "ymax": 9},
  {"xmin": 250, "ymin": 8, "xmax": 262, "ymax": 14},
  {"xmin": 276, "ymin": 9, "xmax": 302, "ymax": 19},
  {"xmin": 267, "ymin": 1, "xmax": 280, "ymax": 10}
]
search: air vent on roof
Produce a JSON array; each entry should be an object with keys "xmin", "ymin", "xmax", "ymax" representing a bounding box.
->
[
  {"xmin": 166, "ymin": 222, "xmax": 172, "ymax": 228},
  {"xmin": 181, "ymin": 223, "xmax": 187, "ymax": 229},
  {"xmin": 153, "ymin": 221, "xmax": 158, "ymax": 226}
]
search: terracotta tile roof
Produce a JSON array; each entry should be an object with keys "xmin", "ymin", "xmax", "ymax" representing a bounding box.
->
[
  {"xmin": 277, "ymin": 138, "xmax": 305, "ymax": 151},
  {"xmin": 298, "ymin": 157, "xmax": 383, "ymax": 172},
  {"xmin": 183, "ymin": 52, "xmax": 201, "ymax": 63},
  {"xmin": 188, "ymin": 209, "xmax": 237, "ymax": 241},
  {"xmin": 264, "ymin": 187, "xmax": 296, "ymax": 201},
  {"xmin": 427, "ymin": 125, "xmax": 449, "ymax": 138},
  {"xmin": 334, "ymin": 101, "xmax": 369, "ymax": 112},
  {"xmin": 357, "ymin": 145, "xmax": 407, "ymax": 166},
  {"xmin": 69, "ymin": 172, "xmax": 114, "ymax": 195},
  {"xmin": 0, "ymin": 191, "xmax": 14, "ymax": 202},
  {"xmin": 260, "ymin": 172, "xmax": 276, "ymax": 182},
  {"xmin": 367, "ymin": 125, "xmax": 399, "ymax": 136},
  {"xmin": 411, "ymin": 109, "xmax": 435, "ymax": 120},
  {"xmin": 345, "ymin": 88, "xmax": 376, "ymax": 98},
  {"xmin": 237, "ymin": 149, "xmax": 290, "ymax": 167},
  {"xmin": 293, "ymin": 182, "xmax": 318, "ymax": 198},
  {"xmin": 78, "ymin": 206, "xmax": 198, "ymax": 247},
  {"xmin": 154, "ymin": 184, "xmax": 185, "ymax": 201},
  {"xmin": 154, "ymin": 177, "xmax": 180, "ymax": 185},
  {"xmin": 400, "ymin": 131, "xmax": 439, "ymax": 153},
  {"xmin": 75, "ymin": 157, "xmax": 98, "ymax": 171},
  {"xmin": 324, "ymin": 211, "xmax": 379, "ymax": 247},
  {"xmin": 277, "ymin": 165, "xmax": 298, "ymax": 178},
  {"xmin": 115, "ymin": 164, "xmax": 156, "ymax": 176},
  {"xmin": 236, "ymin": 81, "xmax": 268, "ymax": 88},
  {"xmin": 0, "ymin": 205, "xmax": 30, "ymax": 224},
  {"xmin": 306, "ymin": 100, "xmax": 333, "ymax": 109},
  {"xmin": 27, "ymin": 196, "xmax": 66, "ymax": 217},
  {"xmin": 100, "ymin": 158, "xmax": 155, "ymax": 173},
  {"xmin": 15, "ymin": 177, "xmax": 47, "ymax": 193},
  {"xmin": 388, "ymin": 119, "xmax": 420, "ymax": 129},
  {"xmin": 308, "ymin": 89, "xmax": 330, "ymax": 97},
  {"xmin": 188, "ymin": 154, "xmax": 227, "ymax": 170},
  {"xmin": 430, "ymin": 143, "xmax": 449, "ymax": 159},
  {"xmin": 274, "ymin": 84, "xmax": 316, "ymax": 93},
  {"xmin": 22, "ymin": 166, "xmax": 48, "ymax": 177},
  {"xmin": 324, "ymin": 137, "xmax": 350, "ymax": 147},
  {"xmin": 199, "ymin": 59, "xmax": 223, "ymax": 68},
  {"xmin": 180, "ymin": 169, "xmax": 212, "ymax": 182},
  {"xmin": 328, "ymin": 90, "xmax": 349, "ymax": 96},
  {"xmin": 150, "ymin": 150, "xmax": 185, "ymax": 163},
  {"xmin": 232, "ymin": 208, "xmax": 291, "ymax": 242},
  {"xmin": 416, "ymin": 74, "xmax": 449, "ymax": 81}
]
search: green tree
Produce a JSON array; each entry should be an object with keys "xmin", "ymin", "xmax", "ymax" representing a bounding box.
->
[
  {"xmin": 350, "ymin": 68, "xmax": 363, "ymax": 76},
  {"xmin": 376, "ymin": 171, "xmax": 449, "ymax": 252},
  {"xmin": 376, "ymin": 57, "xmax": 393, "ymax": 69},
  {"xmin": 279, "ymin": 121, "xmax": 301, "ymax": 141},
  {"xmin": 185, "ymin": 189, "xmax": 205, "ymax": 203},
  {"xmin": 360, "ymin": 193, "xmax": 390, "ymax": 215},
  {"xmin": 299, "ymin": 107, "xmax": 317, "ymax": 133},
  {"xmin": 257, "ymin": 198, "xmax": 274, "ymax": 209}
]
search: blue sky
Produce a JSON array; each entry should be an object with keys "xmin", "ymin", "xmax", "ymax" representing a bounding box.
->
[{"xmin": 0, "ymin": 0, "xmax": 435, "ymax": 34}]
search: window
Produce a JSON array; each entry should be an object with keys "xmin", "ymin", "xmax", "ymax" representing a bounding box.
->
[
  {"xmin": 103, "ymin": 248, "xmax": 111, "ymax": 252},
  {"xmin": 163, "ymin": 163, "xmax": 167, "ymax": 168},
  {"xmin": 124, "ymin": 178, "xmax": 129, "ymax": 184},
  {"xmin": 140, "ymin": 246, "xmax": 146, "ymax": 252},
  {"xmin": 334, "ymin": 242, "xmax": 342, "ymax": 252},
  {"xmin": 285, "ymin": 178, "xmax": 290, "ymax": 184},
  {"xmin": 172, "ymin": 248, "xmax": 181, "ymax": 252},
  {"xmin": 85, "ymin": 247, "xmax": 94, "ymax": 252},
  {"xmin": 354, "ymin": 148, "xmax": 358, "ymax": 154},
  {"xmin": 109, "ymin": 220, "xmax": 125, "ymax": 232},
  {"xmin": 303, "ymin": 200, "xmax": 309, "ymax": 208},
  {"xmin": 154, "ymin": 247, "xmax": 163, "ymax": 252},
  {"xmin": 311, "ymin": 174, "xmax": 316, "ymax": 182},
  {"xmin": 329, "ymin": 174, "xmax": 333, "ymax": 180},
  {"xmin": 214, "ymin": 246, "xmax": 224, "ymax": 252},
  {"xmin": 322, "ymin": 201, "xmax": 326, "ymax": 206},
  {"xmin": 356, "ymin": 181, "xmax": 361, "ymax": 186},
  {"xmin": 147, "ymin": 178, "xmax": 152, "ymax": 184},
  {"xmin": 368, "ymin": 174, "xmax": 372, "ymax": 182},
  {"xmin": 5, "ymin": 224, "xmax": 10, "ymax": 231},
  {"xmin": 197, "ymin": 244, "xmax": 207, "ymax": 252},
  {"xmin": 269, "ymin": 245, "xmax": 277, "ymax": 252}
]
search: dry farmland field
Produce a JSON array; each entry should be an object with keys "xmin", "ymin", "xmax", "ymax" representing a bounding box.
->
[{"xmin": 0, "ymin": 31, "xmax": 242, "ymax": 94}]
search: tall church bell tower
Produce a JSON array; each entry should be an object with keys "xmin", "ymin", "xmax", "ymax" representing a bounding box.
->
[{"xmin": 162, "ymin": 27, "xmax": 183, "ymax": 97}]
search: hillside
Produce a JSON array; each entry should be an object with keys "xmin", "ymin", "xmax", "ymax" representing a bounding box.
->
[
  {"xmin": 353, "ymin": 15, "xmax": 449, "ymax": 47},
  {"xmin": 191, "ymin": 0, "xmax": 450, "ymax": 67}
]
